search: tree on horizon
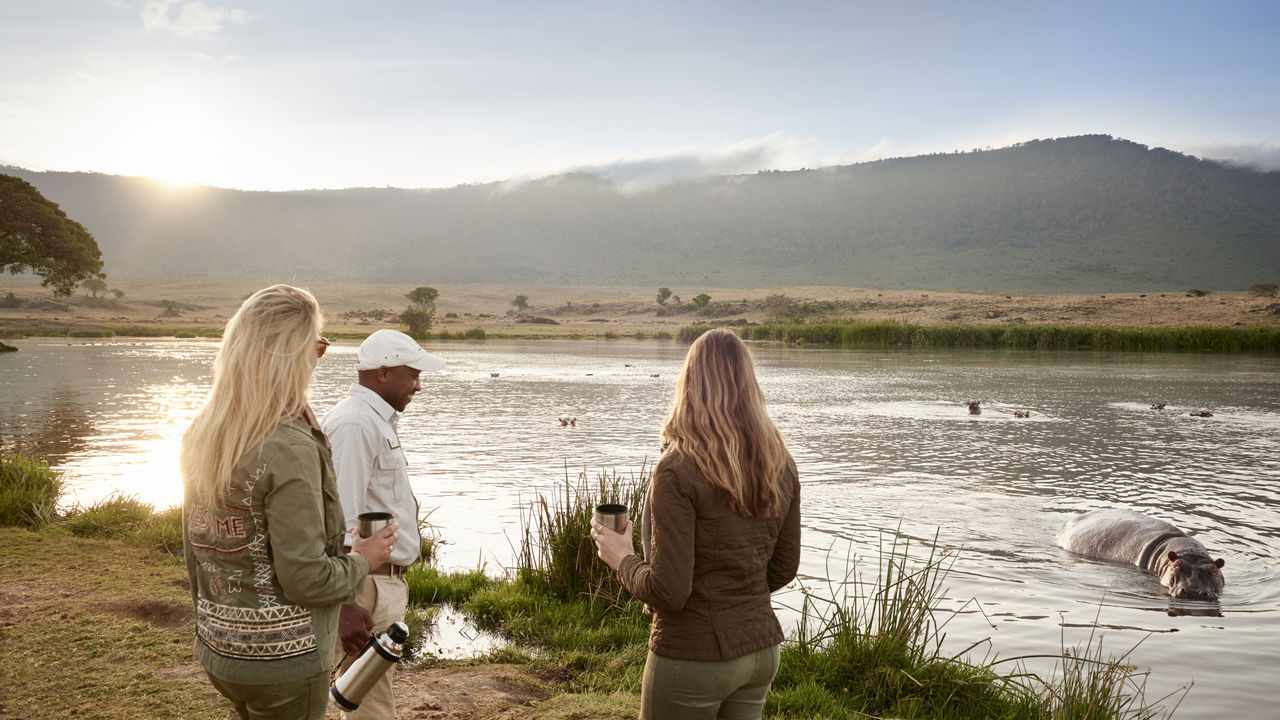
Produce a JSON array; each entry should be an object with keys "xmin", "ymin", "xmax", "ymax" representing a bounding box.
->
[
  {"xmin": 1, "ymin": 174, "xmax": 104, "ymax": 296},
  {"xmin": 400, "ymin": 285, "xmax": 438, "ymax": 338}
]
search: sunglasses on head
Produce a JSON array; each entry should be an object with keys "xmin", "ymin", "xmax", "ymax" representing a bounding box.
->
[{"xmin": 316, "ymin": 337, "xmax": 331, "ymax": 358}]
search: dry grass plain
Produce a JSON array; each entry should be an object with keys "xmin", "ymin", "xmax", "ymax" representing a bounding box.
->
[{"xmin": 2, "ymin": 276, "xmax": 1278, "ymax": 337}]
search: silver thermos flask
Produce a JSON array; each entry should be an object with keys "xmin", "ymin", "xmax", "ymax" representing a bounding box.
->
[{"xmin": 330, "ymin": 621, "xmax": 409, "ymax": 711}]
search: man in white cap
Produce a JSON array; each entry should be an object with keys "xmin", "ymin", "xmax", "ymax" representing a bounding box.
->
[{"xmin": 322, "ymin": 329, "xmax": 444, "ymax": 719}]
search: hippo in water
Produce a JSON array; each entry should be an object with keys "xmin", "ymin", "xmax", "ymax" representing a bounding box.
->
[{"xmin": 1057, "ymin": 509, "xmax": 1225, "ymax": 600}]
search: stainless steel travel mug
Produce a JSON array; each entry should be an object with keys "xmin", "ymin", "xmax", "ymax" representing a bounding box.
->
[
  {"xmin": 594, "ymin": 503, "xmax": 628, "ymax": 533},
  {"xmin": 357, "ymin": 511, "xmax": 394, "ymax": 538}
]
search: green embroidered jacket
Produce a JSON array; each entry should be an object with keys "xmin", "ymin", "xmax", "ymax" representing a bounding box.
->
[{"xmin": 183, "ymin": 417, "xmax": 369, "ymax": 684}]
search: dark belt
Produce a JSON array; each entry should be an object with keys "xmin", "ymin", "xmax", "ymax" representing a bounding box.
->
[{"xmin": 369, "ymin": 562, "xmax": 408, "ymax": 577}]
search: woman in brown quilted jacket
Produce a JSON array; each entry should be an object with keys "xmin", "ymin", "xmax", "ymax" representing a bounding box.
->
[{"xmin": 592, "ymin": 328, "xmax": 802, "ymax": 720}]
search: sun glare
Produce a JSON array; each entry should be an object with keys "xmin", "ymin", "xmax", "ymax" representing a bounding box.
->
[
  {"xmin": 60, "ymin": 380, "xmax": 204, "ymax": 511},
  {"xmin": 103, "ymin": 86, "xmax": 239, "ymax": 188}
]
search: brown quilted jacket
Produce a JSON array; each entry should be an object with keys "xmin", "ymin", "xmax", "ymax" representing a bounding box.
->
[{"xmin": 616, "ymin": 450, "xmax": 801, "ymax": 661}]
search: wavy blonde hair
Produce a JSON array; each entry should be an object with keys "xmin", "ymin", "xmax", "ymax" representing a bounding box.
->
[
  {"xmin": 181, "ymin": 284, "xmax": 323, "ymax": 508},
  {"xmin": 660, "ymin": 328, "xmax": 790, "ymax": 518}
]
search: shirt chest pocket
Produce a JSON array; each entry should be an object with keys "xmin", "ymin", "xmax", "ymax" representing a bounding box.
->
[{"xmin": 373, "ymin": 448, "xmax": 407, "ymax": 498}]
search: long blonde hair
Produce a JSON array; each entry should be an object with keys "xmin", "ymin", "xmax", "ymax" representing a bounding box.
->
[
  {"xmin": 660, "ymin": 328, "xmax": 790, "ymax": 517},
  {"xmin": 181, "ymin": 284, "xmax": 323, "ymax": 507}
]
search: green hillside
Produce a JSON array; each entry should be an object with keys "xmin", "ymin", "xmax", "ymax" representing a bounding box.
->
[{"xmin": 7, "ymin": 135, "xmax": 1279, "ymax": 292}]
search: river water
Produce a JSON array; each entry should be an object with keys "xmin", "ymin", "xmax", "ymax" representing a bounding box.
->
[{"xmin": 2, "ymin": 338, "xmax": 1276, "ymax": 718}]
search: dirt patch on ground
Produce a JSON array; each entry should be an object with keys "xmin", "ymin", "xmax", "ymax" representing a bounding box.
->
[
  {"xmin": 324, "ymin": 665, "xmax": 549, "ymax": 720},
  {"xmin": 97, "ymin": 599, "xmax": 192, "ymax": 630}
]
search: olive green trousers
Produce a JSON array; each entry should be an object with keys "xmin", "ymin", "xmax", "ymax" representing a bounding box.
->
[
  {"xmin": 206, "ymin": 669, "xmax": 329, "ymax": 720},
  {"xmin": 640, "ymin": 644, "xmax": 781, "ymax": 720}
]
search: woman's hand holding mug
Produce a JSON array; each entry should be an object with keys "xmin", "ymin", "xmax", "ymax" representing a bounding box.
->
[{"xmin": 590, "ymin": 517, "xmax": 636, "ymax": 570}]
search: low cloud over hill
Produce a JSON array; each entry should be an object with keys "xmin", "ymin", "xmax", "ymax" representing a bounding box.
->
[{"xmin": 8, "ymin": 135, "xmax": 1279, "ymax": 292}]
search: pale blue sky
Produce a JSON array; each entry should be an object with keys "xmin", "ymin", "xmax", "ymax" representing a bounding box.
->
[{"xmin": 2, "ymin": 0, "xmax": 1277, "ymax": 190}]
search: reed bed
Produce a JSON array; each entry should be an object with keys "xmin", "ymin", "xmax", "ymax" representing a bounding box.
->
[
  {"xmin": 457, "ymin": 466, "xmax": 654, "ymax": 691},
  {"xmin": 732, "ymin": 320, "xmax": 1280, "ymax": 352},
  {"xmin": 513, "ymin": 465, "xmax": 651, "ymax": 603},
  {"xmin": 433, "ymin": 327, "xmax": 488, "ymax": 340}
]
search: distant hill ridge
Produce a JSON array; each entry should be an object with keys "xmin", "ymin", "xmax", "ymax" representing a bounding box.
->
[{"xmin": 6, "ymin": 135, "xmax": 1279, "ymax": 292}]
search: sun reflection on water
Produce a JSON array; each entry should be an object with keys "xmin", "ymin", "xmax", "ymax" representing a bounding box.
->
[{"xmin": 56, "ymin": 380, "xmax": 205, "ymax": 511}]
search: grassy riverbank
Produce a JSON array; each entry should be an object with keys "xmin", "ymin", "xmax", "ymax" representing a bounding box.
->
[
  {"xmin": 3, "ymin": 277, "xmax": 1277, "ymax": 343},
  {"xmin": 721, "ymin": 320, "xmax": 1280, "ymax": 352},
  {"xmin": 7, "ymin": 318, "xmax": 1279, "ymax": 356},
  {"xmin": 3, "ymin": 452, "xmax": 1186, "ymax": 719}
]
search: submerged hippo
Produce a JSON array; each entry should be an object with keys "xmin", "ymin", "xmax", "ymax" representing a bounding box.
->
[{"xmin": 1057, "ymin": 509, "xmax": 1225, "ymax": 600}]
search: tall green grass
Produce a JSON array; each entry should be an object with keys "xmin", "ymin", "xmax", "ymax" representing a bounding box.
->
[
  {"xmin": 514, "ymin": 465, "xmax": 650, "ymax": 604},
  {"xmin": 455, "ymin": 465, "xmax": 654, "ymax": 691},
  {"xmin": 731, "ymin": 320, "xmax": 1280, "ymax": 352},
  {"xmin": 65, "ymin": 492, "xmax": 157, "ymax": 539},
  {"xmin": 406, "ymin": 564, "xmax": 494, "ymax": 606},
  {"xmin": 130, "ymin": 505, "xmax": 184, "ymax": 555},
  {"xmin": 1015, "ymin": 618, "xmax": 1182, "ymax": 720},
  {"xmin": 770, "ymin": 535, "xmax": 1182, "ymax": 719},
  {"xmin": 0, "ymin": 453, "xmax": 64, "ymax": 528}
]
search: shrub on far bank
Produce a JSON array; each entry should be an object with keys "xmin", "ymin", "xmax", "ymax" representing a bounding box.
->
[
  {"xmin": 0, "ymin": 453, "xmax": 64, "ymax": 528},
  {"xmin": 677, "ymin": 324, "xmax": 715, "ymax": 343},
  {"xmin": 434, "ymin": 327, "xmax": 487, "ymax": 340}
]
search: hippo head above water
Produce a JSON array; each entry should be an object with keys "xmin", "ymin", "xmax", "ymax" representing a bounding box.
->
[
  {"xmin": 1057, "ymin": 508, "xmax": 1227, "ymax": 602},
  {"xmin": 1158, "ymin": 550, "xmax": 1226, "ymax": 600}
]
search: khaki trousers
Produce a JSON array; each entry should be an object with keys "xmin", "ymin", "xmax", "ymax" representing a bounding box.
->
[
  {"xmin": 206, "ymin": 669, "xmax": 329, "ymax": 720},
  {"xmin": 640, "ymin": 644, "xmax": 781, "ymax": 720},
  {"xmin": 332, "ymin": 574, "xmax": 409, "ymax": 720}
]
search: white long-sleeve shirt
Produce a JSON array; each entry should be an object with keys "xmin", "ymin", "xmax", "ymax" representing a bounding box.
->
[{"xmin": 321, "ymin": 383, "xmax": 422, "ymax": 567}]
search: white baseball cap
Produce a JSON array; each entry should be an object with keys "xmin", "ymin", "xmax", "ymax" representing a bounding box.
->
[{"xmin": 356, "ymin": 329, "xmax": 445, "ymax": 372}]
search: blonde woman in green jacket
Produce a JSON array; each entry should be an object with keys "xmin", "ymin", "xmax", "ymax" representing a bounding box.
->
[
  {"xmin": 181, "ymin": 285, "xmax": 398, "ymax": 720},
  {"xmin": 593, "ymin": 328, "xmax": 802, "ymax": 720}
]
